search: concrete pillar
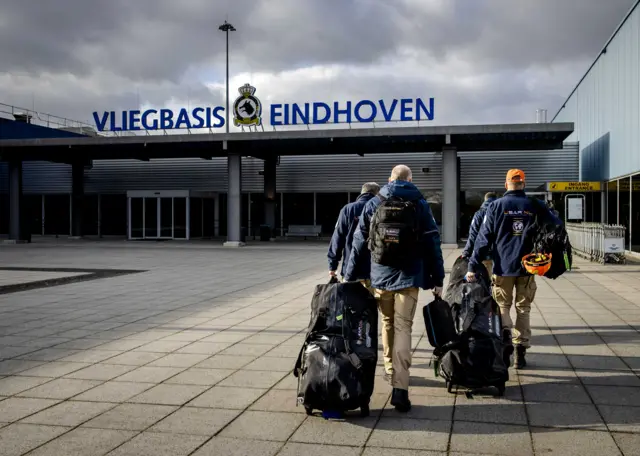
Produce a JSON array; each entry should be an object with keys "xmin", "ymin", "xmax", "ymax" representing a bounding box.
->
[
  {"xmin": 264, "ymin": 156, "xmax": 277, "ymax": 237},
  {"xmin": 442, "ymin": 147, "xmax": 459, "ymax": 246},
  {"xmin": 70, "ymin": 162, "xmax": 84, "ymax": 238},
  {"xmin": 224, "ymin": 153, "xmax": 244, "ymax": 247},
  {"xmin": 7, "ymin": 160, "xmax": 24, "ymax": 242}
]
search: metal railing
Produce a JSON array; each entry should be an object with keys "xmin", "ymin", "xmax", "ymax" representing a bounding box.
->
[
  {"xmin": 0, "ymin": 103, "xmax": 120, "ymax": 137},
  {"xmin": 566, "ymin": 222, "xmax": 627, "ymax": 264}
]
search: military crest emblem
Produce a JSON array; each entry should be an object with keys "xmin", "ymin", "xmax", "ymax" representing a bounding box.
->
[{"xmin": 233, "ymin": 83, "xmax": 262, "ymax": 127}]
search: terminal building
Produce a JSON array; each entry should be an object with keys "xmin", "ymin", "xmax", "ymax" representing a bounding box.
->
[
  {"xmin": 0, "ymin": 120, "xmax": 576, "ymax": 244},
  {"xmin": 8, "ymin": 0, "xmax": 640, "ymax": 247},
  {"xmin": 552, "ymin": 0, "xmax": 640, "ymax": 253}
]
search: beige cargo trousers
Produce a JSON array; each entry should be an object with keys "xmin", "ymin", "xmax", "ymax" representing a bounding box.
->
[{"xmin": 372, "ymin": 287, "xmax": 419, "ymax": 390}]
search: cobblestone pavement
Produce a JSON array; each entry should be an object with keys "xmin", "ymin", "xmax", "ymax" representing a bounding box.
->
[{"xmin": 0, "ymin": 241, "xmax": 639, "ymax": 455}]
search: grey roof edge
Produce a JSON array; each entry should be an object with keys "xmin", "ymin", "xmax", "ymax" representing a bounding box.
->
[
  {"xmin": 0, "ymin": 122, "xmax": 574, "ymax": 148},
  {"xmin": 551, "ymin": 0, "xmax": 640, "ymax": 122}
]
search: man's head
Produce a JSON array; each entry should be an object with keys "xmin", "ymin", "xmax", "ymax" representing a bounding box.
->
[
  {"xmin": 505, "ymin": 169, "xmax": 526, "ymax": 190},
  {"xmin": 389, "ymin": 164, "xmax": 412, "ymax": 182},
  {"xmin": 361, "ymin": 182, "xmax": 380, "ymax": 195},
  {"xmin": 484, "ymin": 192, "xmax": 497, "ymax": 202}
]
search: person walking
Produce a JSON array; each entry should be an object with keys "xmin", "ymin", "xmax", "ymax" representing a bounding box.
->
[
  {"xmin": 462, "ymin": 192, "xmax": 498, "ymax": 275},
  {"xmin": 327, "ymin": 182, "xmax": 380, "ymax": 286},
  {"xmin": 465, "ymin": 169, "xmax": 561, "ymax": 369},
  {"xmin": 344, "ymin": 165, "xmax": 444, "ymax": 412}
]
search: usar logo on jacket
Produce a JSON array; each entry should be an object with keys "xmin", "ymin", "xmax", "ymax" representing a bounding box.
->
[{"xmin": 368, "ymin": 195, "xmax": 421, "ymax": 267}]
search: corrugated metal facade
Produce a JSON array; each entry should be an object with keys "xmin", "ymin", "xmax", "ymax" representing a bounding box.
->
[
  {"xmin": 459, "ymin": 143, "xmax": 579, "ymax": 189},
  {"xmin": 0, "ymin": 146, "xmax": 578, "ymax": 194},
  {"xmin": 553, "ymin": 1, "xmax": 640, "ymax": 181}
]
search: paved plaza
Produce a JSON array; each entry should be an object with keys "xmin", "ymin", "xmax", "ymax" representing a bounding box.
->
[{"xmin": 0, "ymin": 240, "xmax": 639, "ymax": 455}]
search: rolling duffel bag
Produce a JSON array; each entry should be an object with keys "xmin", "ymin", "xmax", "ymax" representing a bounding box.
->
[{"xmin": 293, "ymin": 279, "xmax": 378, "ymax": 418}]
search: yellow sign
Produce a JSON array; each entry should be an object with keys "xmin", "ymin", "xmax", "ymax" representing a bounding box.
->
[{"xmin": 547, "ymin": 181, "xmax": 601, "ymax": 192}]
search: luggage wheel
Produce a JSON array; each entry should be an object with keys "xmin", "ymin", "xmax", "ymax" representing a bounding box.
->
[
  {"xmin": 360, "ymin": 404, "xmax": 370, "ymax": 417},
  {"xmin": 446, "ymin": 381, "xmax": 453, "ymax": 394},
  {"xmin": 304, "ymin": 407, "xmax": 313, "ymax": 416},
  {"xmin": 496, "ymin": 383, "xmax": 506, "ymax": 397}
]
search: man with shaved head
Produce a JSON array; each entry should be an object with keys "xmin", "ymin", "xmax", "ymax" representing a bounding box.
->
[{"xmin": 345, "ymin": 165, "xmax": 444, "ymax": 412}]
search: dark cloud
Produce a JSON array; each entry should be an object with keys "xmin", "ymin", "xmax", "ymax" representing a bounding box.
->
[{"xmin": 0, "ymin": 0, "xmax": 636, "ymax": 125}]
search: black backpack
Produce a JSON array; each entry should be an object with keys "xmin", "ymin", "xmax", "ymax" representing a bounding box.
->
[
  {"xmin": 525, "ymin": 199, "xmax": 572, "ymax": 279},
  {"xmin": 368, "ymin": 195, "xmax": 421, "ymax": 267}
]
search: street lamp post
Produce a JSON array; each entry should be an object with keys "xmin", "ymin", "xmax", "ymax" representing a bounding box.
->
[{"xmin": 218, "ymin": 20, "xmax": 236, "ymax": 133}]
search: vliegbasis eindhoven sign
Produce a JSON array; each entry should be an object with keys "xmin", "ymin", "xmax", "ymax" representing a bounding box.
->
[{"xmin": 92, "ymin": 83, "xmax": 435, "ymax": 132}]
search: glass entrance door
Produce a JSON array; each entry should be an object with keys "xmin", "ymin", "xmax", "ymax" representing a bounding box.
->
[{"xmin": 129, "ymin": 196, "xmax": 188, "ymax": 240}]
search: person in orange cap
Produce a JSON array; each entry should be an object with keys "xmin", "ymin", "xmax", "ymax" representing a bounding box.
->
[{"xmin": 465, "ymin": 169, "xmax": 561, "ymax": 369}]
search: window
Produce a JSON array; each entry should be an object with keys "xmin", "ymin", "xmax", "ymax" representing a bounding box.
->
[
  {"xmin": 607, "ymin": 180, "xmax": 618, "ymax": 225},
  {"xmin": 619, "ymin": 177, "xmax": 631, "ymax": 249},
  {"xmin": 632, "ymin": 174, "xmax": 640, "ymax": 253},
  {"xmin": 316, "ymin": 193, "xmax": 348, "ymax": 235}
]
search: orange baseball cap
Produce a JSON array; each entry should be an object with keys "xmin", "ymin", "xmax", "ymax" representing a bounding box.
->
[{"xmin": 506, "ymin": 169, "xmax": 525, "ymax": 183}]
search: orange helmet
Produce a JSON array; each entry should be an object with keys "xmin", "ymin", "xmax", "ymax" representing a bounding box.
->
[{"xmin": 522, "ymin": 253, "xmax": 552, "ymax": 276}]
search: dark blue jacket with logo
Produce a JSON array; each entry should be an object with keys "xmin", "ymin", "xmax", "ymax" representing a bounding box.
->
[
  {"xmin": 462, "ymin": 197, "xmax": 497, "ymax": 258},
  {"xmin": 344, "ymin": 180, "xmax": 445, "ymax": 291},
  {"xmin": 327, "ymin": 192, "xmax": 376, "ymax": 279},
  {"xmin": 469, "ymin": 190, "xmax": 562, "ymax": 276}
]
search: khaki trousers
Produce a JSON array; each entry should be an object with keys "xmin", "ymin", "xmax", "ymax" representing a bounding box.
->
[
  {"xmin": 373, "ymin": 287, "xmax": 419, "ymax": 390},
  {"xmin": 492, "ymin": 275, "xmax": 537, "ymax": 348}
]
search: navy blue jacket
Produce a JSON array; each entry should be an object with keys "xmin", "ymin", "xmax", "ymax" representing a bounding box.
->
[
  {"xmin": 469, "ymin": 190, "xmax": 562, "ymax": 276},
  {"xmin": 462, "ymin": 198, "xmax": 497, "ymax": 258},
  {"xmin": 327, "ymin": 192, "xmax": 376, "ymax": 279},
  {"xmin": 344, "ymin": 180, "xmax": 445, "ymax": 291}
]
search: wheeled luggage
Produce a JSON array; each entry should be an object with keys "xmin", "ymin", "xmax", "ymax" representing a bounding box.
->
[
  {"xmin": 433, "ymin": 257, "xmax": 511, "ymax": 397},
  {"xmin": 293, "ymin": 280, "xmax": 378, "ymax": 417}
]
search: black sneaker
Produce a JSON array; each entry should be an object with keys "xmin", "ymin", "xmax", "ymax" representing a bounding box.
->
[
  {"xmin": 514, "ymin": 345, "xmax": 527, "ymax": 369},
  {"xmin": 390, "ymin": 388, "xmax": 411, "ymax": 413}
]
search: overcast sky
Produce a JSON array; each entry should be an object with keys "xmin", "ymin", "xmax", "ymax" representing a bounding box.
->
[{"xmin": 0, "ymin": 0, "xmax": 636, "ymax": 132}]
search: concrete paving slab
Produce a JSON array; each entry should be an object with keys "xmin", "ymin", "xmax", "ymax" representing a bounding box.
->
[
  {"xmin": 21, "ymin": 400, "xmax": 116, "ymax": 426},
  {"xmin": 127, "ymin": 383, "xmax": 209, "ymax": 406},
  {"xmin": 531, "ymin": 427, "xmax": 622, "ymax": 455},
  {"xmin": 16, "ymin": 378, "xmax": 102, "ymax": 400},
  {"xmin": 74, "ymin": 381, "xmax": 155, "ymax": 403},
  {"xmin": 105, "ymin": 431, "xmax": 207, "ymax": 456},
  {"xmin": 27, "ymin": 428, "xmax": 136, "ymax": 456},
  {"xmin": 191, "ymin": 437, "xmax": 283, "ymax": 456},
  {"xmin": 0, "ymin": 397, "xmax": 60, "ymax": 422},
  {"xmin": 187, "ymin": 385, "xmax": 267, "ymax": 409},
  {"xmin": 149, "ymin": 406, "xmax": 240, "ymax": 436},
  {"xmin": 164, "ymin": 367, "xmax": 235, "ymax": 386},
  {"xmin": 82, "ymin": 403, "xmax": 178, "ymax": 431},
  {"xmin": 451, "ymin": 421, "xmax": 533, "ymax": 455},
  {"xmin": 219, "ymin": 410, "xmax": 306, "ymax": 441},
  {"xmin": 526, "ymin": 402, "xmax": 606, "ymax": 430},
  {"xmin": 0, "ymin": 375, "xmax": 52, "ymax": 396},
  {"xmin": 0, "ymin": 423, "xmax": 71, "ymax": 456},
  {"xmin": 366, "ymin": 417, "xmax": 450, "ymax": 451},
  {"xmin": 217, "ymin": 369, "xmax": 287, "ymax": 389},
  {"xmin": 612, "ymin": 432, "xmax": 640, "ymax": 455},
  {"xmin": 279, "ymin": 442, "xmax": 363, "ymax": 456}
]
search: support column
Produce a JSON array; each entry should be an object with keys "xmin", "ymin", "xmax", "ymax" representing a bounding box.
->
[
  {"xmin": 70, "ymin": 162, "xmax": 84, "ymax": 238},
  {"xmin": 7, "ymin": 160, "xmax": 25, "ymax": 243},
  {"xmin": 224, "ymin": 153, "xmax": 244, "ymax": 247},
  {"xmin": 442, "ymin": 147, "xmax": 459, "ymax": 246},
  {"xmin": 264, "ymin": 156, "xmax": 277, "ymax": 240}
]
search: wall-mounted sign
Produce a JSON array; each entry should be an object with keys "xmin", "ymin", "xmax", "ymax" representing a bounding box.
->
[
  {"xmin": 92, "ymin": 84, "xmax": 435, "ymax": 132},
  {"xmin": 546, "ymin": 181, "xmax": 601, "ymax": 192}
]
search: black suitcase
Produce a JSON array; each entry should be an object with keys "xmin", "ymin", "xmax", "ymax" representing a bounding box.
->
[{"xmin": 293, "ymin": 280, "xmax": 378, "ymax": 417}]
